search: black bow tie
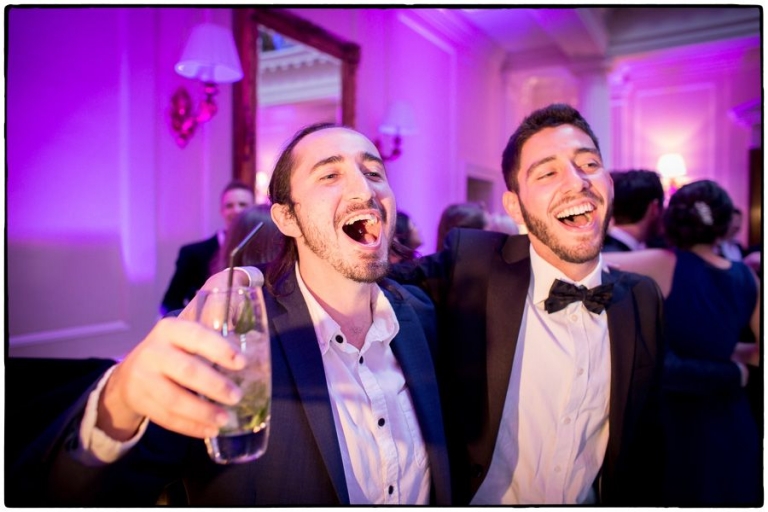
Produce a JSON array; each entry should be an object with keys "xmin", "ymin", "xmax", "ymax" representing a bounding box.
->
[{"xmin": 544, "ymin": 279, "xmax": 614, "ymax": 314}]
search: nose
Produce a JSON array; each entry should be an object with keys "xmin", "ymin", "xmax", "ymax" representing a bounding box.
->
[
  {"xmin": 562, "ymin": 162, "xmax": 589, "ymax": 193},
  {"xmin": 344, "ymin": 166, "xmax": 375, "ymax": 201}
]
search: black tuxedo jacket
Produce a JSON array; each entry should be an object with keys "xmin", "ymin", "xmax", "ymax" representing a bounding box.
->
[
  {"xmin": 394, "ymin": 229, "xmax": 665, "ymax": 505},
  {"xmin": 602, "ymin": 233, "xmax": 632, "ymax": 252},
  {"xmin": 12, "ymin": 273, "xmax": 451, "ymax": 506},
  {"xmin": 160, "ymin": 234, "xmax": 219, "ymax": 314}
]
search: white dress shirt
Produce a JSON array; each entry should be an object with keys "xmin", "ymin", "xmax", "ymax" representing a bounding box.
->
[
  {"xmin": 472, "ymin": 246, "xmax": 611, "ymax": 505},
  {"xmin": 77, "ymin": 264, "xmax": 430, "ymax": 505},
  {"xmin": 295, "ymin": 266, "xmax": 430, "ymax": 505},
  {"xmin": 607, "ymin": 226, "xmax": 645, "ymax": 251}
]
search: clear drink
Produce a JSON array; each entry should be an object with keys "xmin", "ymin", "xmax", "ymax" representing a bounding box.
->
[
  {"xmin": 205, "ymin": 330, "xmax": 271, "ymax": 464},
  {"xmin": 205, "ymin": 423, "xmax": 270, "ymax": 463},
  {"xmin": 193, "ymin": 286, "xmax": 271, "ymax": 464}
]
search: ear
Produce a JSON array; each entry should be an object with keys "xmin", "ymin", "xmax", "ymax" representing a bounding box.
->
[
  {"xmin": 271, "ymin": 203, "xmax": 301, "ymax": 238},
  {"xmin": 646, "ymin": 198, "xmax": 660, "ymax": 219},
  {"xmin": 502, "ymin": 190, "xmax": 524, "ymax": 226}
]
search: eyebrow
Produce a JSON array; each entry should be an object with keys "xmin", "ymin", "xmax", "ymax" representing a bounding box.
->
[
  {"xmin": 309, "ymin": 151, "xmax": 384, "ymax": 173},
  {"xmin": 524, "ymin": 147, "xmax": 601, "ymax": 179}
]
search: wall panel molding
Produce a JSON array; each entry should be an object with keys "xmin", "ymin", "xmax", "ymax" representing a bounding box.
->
[{"xmin": 9, "ymin": 321, "xmax": 131, "ymax": 347}]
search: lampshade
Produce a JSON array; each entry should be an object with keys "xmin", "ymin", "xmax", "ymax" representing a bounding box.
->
[
  {"xmin": 175, "ymin": 23, "xmax": 243, "ymax": 84},
  {"xmin": 378, "ymin": 100, "xmax": 417, "ymax": 136},
  {"xmin": 656, "ymin": 153, "xmax": 687, "ymax": 179}
]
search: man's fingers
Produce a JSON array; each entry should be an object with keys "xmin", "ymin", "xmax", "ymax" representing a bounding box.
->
[
  {"xmin": 155, "ymin": 317, "xmax": 246, "ymax": 371},
  {"xmin": 163, "ymin": 352, "xmax": 243, "ymax": 406},
  {"xmin": 140, "ymin": 377, "xmax": 229, "ymax": 439}
]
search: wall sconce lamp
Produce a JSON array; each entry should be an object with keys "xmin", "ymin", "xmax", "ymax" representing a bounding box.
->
[
  {"xmin": 656, "ymin": 153, "xmax": 688, "ymax": 197},
  {"xmin": 170, "ymin": 23, "xmax": 243, "ymax": 147},
  {"xmin": 375, "ymin": 101, "xmax": 416, "ymax": 162}
]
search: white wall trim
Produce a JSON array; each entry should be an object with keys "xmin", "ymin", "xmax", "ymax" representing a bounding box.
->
[{"xmin": 10, "ymin": 321, "xmax": 131, "ymax": 347}]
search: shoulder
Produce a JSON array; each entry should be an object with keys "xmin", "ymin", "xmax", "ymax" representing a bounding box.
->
[
  {"xmin": 179, "ymin": 235, "xmax": 219, "ymax": 255},
  {"xmin": 602, "ymin": 248, "xmax": 676, "ymax": 297},
  {"xmin": 602, "ymin": 234, "xmax": 630, "ymax": 252},
  {"xmin": 445, "ymin": 228, "xmax": 521, "ymax": 260},
  {"xmin": 608, "ymin": 267, "xmax": 664, "ymax": 305},
  {"xmin": 447, "ymin": 227, "xmax": 509, "ymax": 248},
  {"xmin": 380, "ymin": 278, "xmax": 433, "ymax": 311}
]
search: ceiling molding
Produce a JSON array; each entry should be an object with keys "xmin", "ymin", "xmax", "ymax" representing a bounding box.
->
[
  {"xmin": 606, "ymin": 7, "xmax": 761, "ymax": 57},
  {"xmin": 405, "ymin": 8, "xmax": 501, "ymax": 58},
  {"xmin": 528, "ymin": 8, "xmax": 609, "ymax": 58}
]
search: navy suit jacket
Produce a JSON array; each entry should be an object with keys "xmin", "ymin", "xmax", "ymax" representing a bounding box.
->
[
  {"xmin": 160, "ymin": 234, "xmax": 219, "ymax": 314},
  {"xmin": 393, "ymin": 229, "xmax": 665, "ymax": 505},
  {"xmin": 12, "ymin": 273, "xmax": 451, "ymax": 506},
  {"xmin": 602, "ymin": 233, "xmax": 632, "ymax": 252}
]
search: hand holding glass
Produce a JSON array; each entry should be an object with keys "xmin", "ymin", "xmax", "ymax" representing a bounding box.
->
[{"xmin": 193, "ymin": 285, "xmax": 271, "ymax": 464}]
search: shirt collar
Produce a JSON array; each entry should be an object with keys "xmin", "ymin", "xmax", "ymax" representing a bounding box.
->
[
  {"xmin": 294, "ymin": 264, "xmax": 399, "ymax": 355},
  {"xmin": 530, "ymin": 244, "xmax": 609, "ymax": 306},
  {"xmin": 607, "ymin": 226, "xmax": 645, "ymax": 250}
]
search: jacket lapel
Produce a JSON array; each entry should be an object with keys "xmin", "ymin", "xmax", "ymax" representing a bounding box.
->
[
  {"xmin": 602, "ymin": 270, "xmax": 635, "ymax": 461},
  {"xmin": 386, "ymin": 287, "xmax": 450, "ymax": 502},
  {"xmin": 478, "ymin": 236, "xmax": 531, "ymax": 469},
  {"xmin": 268, "ymin": 276, "xmax": 349, "ymax": 504}
]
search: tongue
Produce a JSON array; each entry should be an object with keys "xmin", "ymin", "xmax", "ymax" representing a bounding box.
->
[
  {"xmin": 562, "ymin": 213, "xmax": 589, "ymax": 227},
  {"xmin": 348, "ymin": 220, "xmax": 378, "ymax": 244}
]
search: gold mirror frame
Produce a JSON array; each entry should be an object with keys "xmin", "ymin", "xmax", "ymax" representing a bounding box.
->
[{"xmin": 232, "ymin": 8, "xmax": 361, "ymax": 187}]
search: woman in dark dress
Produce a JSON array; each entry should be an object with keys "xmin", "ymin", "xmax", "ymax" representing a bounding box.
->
[{"xmin": 603, "ymin": 179, "xmax": 760, "ymax": 506}]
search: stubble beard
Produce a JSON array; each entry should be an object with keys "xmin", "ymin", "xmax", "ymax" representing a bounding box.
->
[
  {"xmin": 519, "ymin": 199, "xmax": 612, "ymax": 264},
  {"xmin": 294, "ymin": 209, "xmax": 393, "ymax": 283}
]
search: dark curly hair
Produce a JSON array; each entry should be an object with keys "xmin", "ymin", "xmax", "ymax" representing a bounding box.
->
[
  {"xmin": 663, "ymin": 179, "xmax": 733, "ymax": 250},
  {"xmin": 501, "ymin": 103, "xmax": 601, "ymax": 193}
]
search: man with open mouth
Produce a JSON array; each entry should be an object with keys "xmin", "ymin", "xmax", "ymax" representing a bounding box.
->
[
  {"xmin": 15, "ymin": 123, "xmax": 451, "ymax": 506},
  {"xmin": 393, "ymin": 103, "xmax": 665, "ymax": 506}
]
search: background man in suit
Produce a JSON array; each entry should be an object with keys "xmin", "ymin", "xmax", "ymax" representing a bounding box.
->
[
  {"xmin": 602, "ymin": 169, "xmax": 665, "ymax": 252},
  {"xmin": 14, "ymin": 123, "xmax": 450, "ymax": 506},
  {"xmin": 160, "ymin": 180, "xmax": 255, "ymax": 315},
  {"xmin": 394, "ymin": 104, "xmax": 664, "ymax": 505}
]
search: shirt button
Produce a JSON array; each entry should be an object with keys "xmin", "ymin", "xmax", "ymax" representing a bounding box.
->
[
  {"xmin": 335, "ymin": 335, "xmax": 343, "ymax": 344},
  {"xmin": 378, "ymin": 418, "xmax": 386, "ymax": 427},
  {"xmin": 554, "ymin": 465, "xmax": 562, "ymax": 473},
  {"xmin": 577, "ymin": 368, "xmax": 585, "ymax": 376},
  {"xmin": 359, "ymin": 356, "xmax": 364, "ymax": 364},
  {"xmin": 570, "ymin": 314, "xmax": 578, "ymax": 322},
  {"xmin": 564, "ymin": 417, "xmax": 571, "ymax": 425}
]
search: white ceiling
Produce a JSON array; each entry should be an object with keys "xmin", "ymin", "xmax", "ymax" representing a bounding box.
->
[{"xmin": 457, "ymin": 7, "xmax": 761, "ymax": 59}]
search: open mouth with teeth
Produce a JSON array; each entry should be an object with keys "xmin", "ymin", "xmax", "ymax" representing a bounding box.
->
[
  {"xmin": 556, "ymin": 203, "xmax": 595, "ymax": 228},
  {"xmin": 342, "ymin": 213, "xmax": 382, "ymax": 246}
]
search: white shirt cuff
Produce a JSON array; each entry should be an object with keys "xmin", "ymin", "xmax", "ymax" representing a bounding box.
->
[{"xmin": 75, "ymin": 365, "xmax": 149, "ymax": 466}]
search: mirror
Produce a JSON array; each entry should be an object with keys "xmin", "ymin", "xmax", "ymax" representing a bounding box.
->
[{"xmin": 232, "ymin": 8, "xmax": 360, "ymax": 193}]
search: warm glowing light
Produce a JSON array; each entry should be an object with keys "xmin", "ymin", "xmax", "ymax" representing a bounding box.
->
[
  {"xmin": 656, "ymin": 153, "xmax": 688, "ymax": 197},
  {"xmin": 255, "ymin": 171, "xmax": 270, "ymax": 204},
  {"xmin": 656, "ymin": 153, "xmax": 687, "ymax": 179}
]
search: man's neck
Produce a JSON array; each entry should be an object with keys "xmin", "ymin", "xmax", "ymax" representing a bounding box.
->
[
  {"xmin": 529, "ymin": 238, "xmax": 600, "ymax": 282},
  {"xmin": 297, "ymin": 258, "xmax": 375, "ymax": 349}
]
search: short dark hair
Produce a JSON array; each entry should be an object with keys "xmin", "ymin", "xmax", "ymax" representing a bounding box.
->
[
  {"xmin": 221, "ymin": 180, "xmax": 254, "ymax": 197},
  {"xmin": 663, "ymin": 179, "xmax": 733, "ymax": 249},
  {"xmin": 501, "ymin": 103, "xmax": 601, "ymax": 192},
  {"xmin": 610, "ymin": 170, "xmax": 664, "ymax": 224},
  {"xmin": 265, "ymin": 122, "xmax": 339, "ymax": 292}
]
